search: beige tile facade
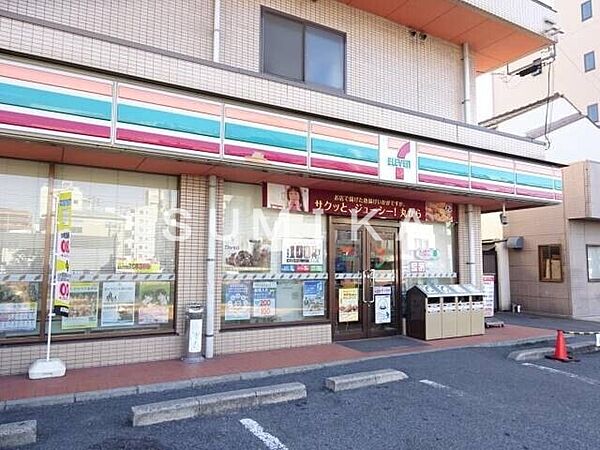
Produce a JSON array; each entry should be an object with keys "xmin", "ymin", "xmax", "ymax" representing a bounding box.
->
[{"xmin": 0, "ymin": 0, "xmax": 545, "ymax": 159}]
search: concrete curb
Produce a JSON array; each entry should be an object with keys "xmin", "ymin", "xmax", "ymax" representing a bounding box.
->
[
  {"xmin": 0, "ymin": 420, "xmax": 36, "ymax": 448},
  {"xmin": 1, "ymin": 333, "xmax": 557, "ymax": 410},
  {"xmin": 508, "ymin": 340, "xmax": 600, "ymax": 361},
  {"xmin": 131, "ymin": 382, "xmax": 307, "ymax": 427},
  {"xmin": 325, "ymin": 369, "xmax": 408, "ymax": 392}
]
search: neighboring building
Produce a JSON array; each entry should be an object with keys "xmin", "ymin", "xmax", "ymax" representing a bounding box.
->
[
  {"xmin": 0, "ymin": 0, "xmax": 562, "ymax": 375},
  {"xmin": 481, "ymin": 95, "xmax": 600, "ymax": 318},
  {"xmin": 490, "ymin": 0, "xmax": 600, "ymax": 124}
]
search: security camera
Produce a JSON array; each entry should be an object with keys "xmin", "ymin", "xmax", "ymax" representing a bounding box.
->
[
  {"xmin": 500, "ymin": 212, "xmax": 509, "ymax": 226},
  {"xmin": 419, "ymin": 33, "xmax": 427, "ymax": 41}
]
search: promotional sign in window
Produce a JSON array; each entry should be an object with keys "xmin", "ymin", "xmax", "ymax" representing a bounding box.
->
[
  {"xmin": 338, "ymin": 288, "xmax": 359, "ymax": 323},
  {"xmin": 374, "ymin": 286, "xmax": 392, "ymax": 324},
  {"xmin": 302, "ymin": 280, "xmax": 325, "ymax": 317},
  {"xmin": 264, "ymin": 183, "xmax": 309, "ymax": 212},
  {"xmin": 0, "ymin": 282, "xmax": 39, "ymax": 332},
  {"xmin": 61, "ymin": 282, "xmax": 99, "ymax": 329},
  {"xmin": 224, "ymin": 282, "xmax": 251, "ymax": 321},
  {"xmin": 252, "ymin": 281, "xmax": 277, "ymax": 318},
  {"xmin": 100, "ymin": 282, "xmax": 135, "ymax": 327},
  {"xmin": 138, "ymin": 282, "xmax": 171, "ymax": 324},
  {"xmin": 281, "ymin": 238, "xmax": 324, "ymax": 273}
]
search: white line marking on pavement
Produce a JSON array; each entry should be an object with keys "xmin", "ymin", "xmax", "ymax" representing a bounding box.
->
[
  {"xmin": 419, "ymin": 379, "xmax": 465, "ymax": 396},
  {"xmin": 240, "ymin": 418, "xmax": 289, "ymax": 450},
  {"xmin": 522, "ymin": 363, "xmax": 600, "ymax": 386}
]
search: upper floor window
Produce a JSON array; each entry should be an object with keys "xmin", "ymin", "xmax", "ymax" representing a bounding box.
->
[
  {"xmin": 539, "ymin": 245, "xmax": 563, "ymax": 282},
  {"xmin": 261, "ymin": 10, "xmax": 345, "ymax": 91},
  {"xmin": 588, "ymin": 103, "xmax": 599, "ymax": 122},
  {"xmin": 582, "ymin": 1, "xmax": 593, "ymax": 21},
  {"xmin": 584, "ymin": 51, "xmax": 596, "ymax": 72}
]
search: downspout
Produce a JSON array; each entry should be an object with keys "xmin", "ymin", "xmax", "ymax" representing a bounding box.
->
[
  {"xmin": 467, "ymin": 205, "xmax": 478, "ymax": 286},
  {"xmin": 462, "ymin": 42, "xmax": 473, "ymax": 124},
  {"xmin": 205, "ymin": 175, "xmax": 217, "ymax": 358},
  {"xmin": 463, "ymin": 43, "xmax": 477, "ymax": 285},
  {"xmin": 213, "ymin": 0, "xmax": 221, "ymax": 63}
]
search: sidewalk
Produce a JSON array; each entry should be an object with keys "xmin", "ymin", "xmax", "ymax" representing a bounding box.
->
[{"xmin": 0, "ymin": 323, "xmax": 555, "ymax": 405}]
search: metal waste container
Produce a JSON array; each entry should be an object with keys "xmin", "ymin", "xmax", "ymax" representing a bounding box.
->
[
  {"xmin": 470, "ymin": 293, "xmax": 485, "ymax": 336},
  {"xmin": 441, "ymin": 297, "xmax": 458, "ymax": 338},
  {"xmin": 457, "ymin": 296, "xmax": 471, "ymax": 336},
  {"xmin": 406, "ymin": 285, "xmax": 442, "ymax": 340},
  {"xmin": 182, "ymin": 304, "xmax": 204, "ymax": 363}
]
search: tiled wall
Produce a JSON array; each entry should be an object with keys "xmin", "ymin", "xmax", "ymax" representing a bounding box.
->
[
  {"xmin": 220, "ymin": 0, "xmax": 465, "ymax": 120},
  {"xmin": 0, "ymin": 174, "xmax": 208, "ymax": 376},
  {"xmin": 457, "ymin": 204, "xmax": 484, "ymax": 288},
  {"xmin": 0, "ymin": 0, "xmax": 545, "ymax": 159}
]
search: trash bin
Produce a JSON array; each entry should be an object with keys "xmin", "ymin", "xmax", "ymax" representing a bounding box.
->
[
  {"xmin": 457, "ymin": 296, "xmax": 471, "ymax": 336},
  {"xmin": 441, "ymin": 297, "xmax": 458, "ymax": 338},
  {"xmin": 406, "ymin": 285, "xmax": 442, "ymax": 340},
  {"xmin": 182, "ymin": 304, "xmax": 204, "ymax": 363},
  {"xmin": 470, "ymin": 293, "xmax": 485, "ymax": 336}
]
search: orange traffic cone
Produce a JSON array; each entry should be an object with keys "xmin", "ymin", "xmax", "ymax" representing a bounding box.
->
[{"xmin": 545, "ymin": 330, "xmax": 577, "ymax": 362}]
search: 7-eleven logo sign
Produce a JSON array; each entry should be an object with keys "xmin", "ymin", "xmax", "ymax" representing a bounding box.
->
[{"xmin": 381, "ymin": 138, "xmax": 415, "ymax": 184}]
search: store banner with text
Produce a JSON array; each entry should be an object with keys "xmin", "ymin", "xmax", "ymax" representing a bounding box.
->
[{"xmin": 53, "ymin": 191, "xmax": 72, "ymax": 317}]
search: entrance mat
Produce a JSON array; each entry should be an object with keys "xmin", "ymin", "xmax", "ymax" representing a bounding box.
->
[{"xmin": 337, "ymin": 335, "xmax": 429, "ymax": 353}]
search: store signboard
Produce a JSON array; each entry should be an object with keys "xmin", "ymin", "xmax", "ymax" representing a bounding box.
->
[
  {"xmin": 482, "ymin": 274, "xmax": 495, "ymax": 318},
  {"xmin": 379, "ymin": 137, "xmax": 417, "ymax": 185}
]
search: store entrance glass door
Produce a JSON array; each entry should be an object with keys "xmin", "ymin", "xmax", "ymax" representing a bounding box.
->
[{"xmin": 331, "ymin": 221, "xmax": 400, "ymax": 340}]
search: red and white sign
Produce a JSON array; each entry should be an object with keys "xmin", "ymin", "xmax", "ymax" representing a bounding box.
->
[{"xmin": 482, "ymin": 274, "xmax": 495, "ymax": 318}]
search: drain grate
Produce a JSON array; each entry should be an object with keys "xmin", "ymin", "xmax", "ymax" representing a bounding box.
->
[{"xmin": 88, "ymin": 437, "xmax": 167, "ymax": 450}]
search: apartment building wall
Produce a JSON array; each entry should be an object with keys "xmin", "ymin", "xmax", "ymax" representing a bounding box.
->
[
  {"xmin": 491, "ymin": 0, "xmax": 600, "ymax": 122},
  {"xmin": 0, "ymin": 0, "xmax": 467, "ymax": 121},
  {"xmin": 504, "ymin": 204, "xmax": 571, "ymax": 315}
]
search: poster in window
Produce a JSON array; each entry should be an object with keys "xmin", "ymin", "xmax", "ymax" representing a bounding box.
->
[
  {"xmin": 302, "ymin": 280, "xmax": 325, "ymax": 317},
  {"xmin": 61, "ymin": 282, "xmax": 99, "ymax": 329},
  {"xmin": 281, "ymin": 239, "xmax": 323, "ymax": 273},
  {"xmin": 138, "ymin": 282, "xmax": 171, "ymax": 325},
  {"xmin": 338, "ymin": 288, "xmax": 359, "ymax": 323},
  {"xmin": 100, "ymin": 282, "xmax": 135, "ymax": 327},
  {"xmin": 252, "ymin": 281, "xmax": 277, "ymax": 318},
  {"xmin": 264, "ymin": 183, "xmax": 309, "ymax": 212},
  {"xmin": 374, "ymin": 286, "xmax": 391, "ymax": 324},
  {"xmin": 0, "ymin": 282, "xmax": 39, "ymax": 332},
  {"xmin": 223, "ymin": 237, "xmax": 271, "ymax": 272},
  {"xmin": 224, "ymin": 282, "xmax": 251, "ymax": 321}
]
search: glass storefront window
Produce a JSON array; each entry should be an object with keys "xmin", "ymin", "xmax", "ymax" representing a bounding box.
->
[
  {"xmin": 0, "ymin": 160, "xmax": 49, "ymax": 337},
  {"xmin": 51, "ymin": 165, "xmax": 178, "ymax": 335},
  {"xmin": 1, "ymin": 157, "xmax": 179, "ymax": 341},
  {"xmin": 400, "ymin": 221, "xmax": 457, "ymax": 294},
  {"xmin": 221, "ymin": 182, "xmax": 327, "ymax": 326}
]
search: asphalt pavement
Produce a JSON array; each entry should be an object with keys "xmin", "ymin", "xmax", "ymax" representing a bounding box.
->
[{"xmin": 3, "ymin": 342, "xmax": 600, "ymax": 450}]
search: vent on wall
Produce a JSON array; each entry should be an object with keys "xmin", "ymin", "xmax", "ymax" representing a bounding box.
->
[{"xmin": 507, "ymin": 236, "xmax": 524, "ymax": 249}]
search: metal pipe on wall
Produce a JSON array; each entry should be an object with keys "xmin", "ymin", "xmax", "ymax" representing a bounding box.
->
[
  {"xmin": 213, "ymin": 0, "xmax": 221, "ymax": 63},
  {"xmin": 462, "ymin": 42, "xmax": 473, "ymax": 124},
  {"xmin": 204, "ymin": 175, "xmax": 217, "ymax": 358},
  {"xmin": 467, "ymin": 204, "xmax": 478, "ymax": 286}
]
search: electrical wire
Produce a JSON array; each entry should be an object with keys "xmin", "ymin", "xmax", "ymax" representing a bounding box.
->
[{"xmin": 543, "ymin": 58, "xmax": 555, "ymax": 149}]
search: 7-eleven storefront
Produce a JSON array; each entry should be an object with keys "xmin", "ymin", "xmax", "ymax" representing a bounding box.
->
[{"xmin": 0, "ymin": 58, "xmax": 562, "ymax": 375}]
